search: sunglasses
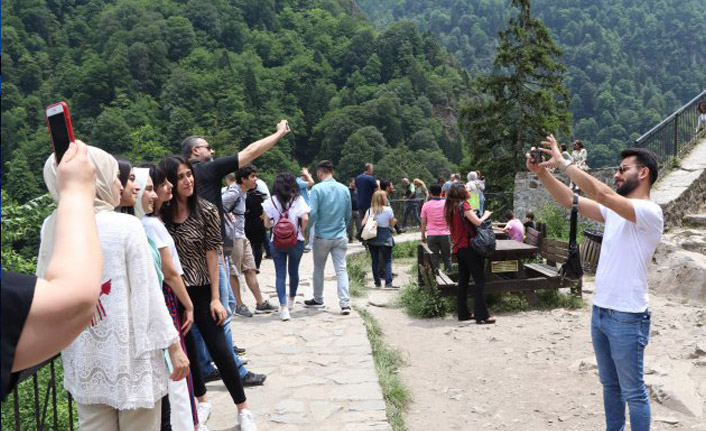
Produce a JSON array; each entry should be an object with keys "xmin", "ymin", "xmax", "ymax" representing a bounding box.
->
[{"xmin": 617, "ymin": 164, "xmax": 643, "ymax": 174}]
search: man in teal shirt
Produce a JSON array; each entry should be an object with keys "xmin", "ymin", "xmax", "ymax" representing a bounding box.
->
[{"xmin": 304, "ymin": 160, "xmax": 352, "ymax": 314}]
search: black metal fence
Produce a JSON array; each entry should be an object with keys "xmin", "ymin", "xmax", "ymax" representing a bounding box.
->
[
  {"xmin": 1, "ymin": 356, "xmax": 76, "ymax": 431},
  {"xmin": 635, "ymin": 89, "xmax": 706, "ymax": 163}
]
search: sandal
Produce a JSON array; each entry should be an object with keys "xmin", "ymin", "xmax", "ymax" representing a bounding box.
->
[{"xmin": 476, "ymin": 316, "xmax": 496, "ymax": 325}]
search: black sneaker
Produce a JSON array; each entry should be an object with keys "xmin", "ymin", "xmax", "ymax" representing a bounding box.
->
[
  {"xmin": 203, "ymin": 369, "xmax": 221, "ymax": 383},
  {"xmin": 255, "ymin": 300, "xmax": 277, "ymax": 313},
  {"xmin": 241, "ymin": 371, "xmax": 267, "ymax": 386},
  {"xmin": 233, "ymin": 345, "xmax": 247, "ymax": 355},
  {"xmin": 303, "ymin": 298, "xmax": 325, "ymax": 309},
  {"xmin": 341, "ymin": 306, "xmax": 351, "ymax": 315}
]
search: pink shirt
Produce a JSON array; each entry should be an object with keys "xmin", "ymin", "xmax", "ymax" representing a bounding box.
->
[
  {"xmin": 421, "ymin": 198, "xmax": 450, "ymax": 236},
  {"xmin": 505, "ymin": 218, "xmax": 525, "ymax": 242}
]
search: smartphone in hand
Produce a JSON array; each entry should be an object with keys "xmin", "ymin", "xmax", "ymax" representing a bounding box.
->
[
  {"xmin": 45, "ymin": 102, "xmax": 75, "ymax": 164},
  {"xmin": 533, "ymin": 147, "xmax": 542, "ymax": 165}
]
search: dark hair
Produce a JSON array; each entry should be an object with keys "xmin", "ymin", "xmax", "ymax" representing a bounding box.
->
[
  {"xmin": 699, "ymin": 102, "xmax": 706, "ymax": 114},
  {"xmin": 159, "ymin": 155, "xmax": 201, "ymax": 223},
  {"xmin": 444, "ymin": 183, "xmax": 467, "ymax": 227},
  {"xmin": 560, "ymin": 143, "xmax": 567, "ymax": 152},
  {"xmin": 236, "ymin": 165, "xmax": 258, "ymax": 184},
  {"xmin": 429, "ymin": 183, "xmax": 442, "ymax": 196},
  {"xmin": 181, "ymin": 135, "xmax": 207, "ymax": 158},
  {"xmin": 225, "ymin": 173, "xmax": 236, "ymax": 183},
  {"xmin": 620, "ymin": 148, "xmax": 659, "ymax": 185},
  {"xmin": 143, "ymin": 162, "xmax": 166, "ymax": 188},
  {"xmin": 380, "ymin": 180, "xmax": 391, "ymax": 191},
  {"xmin": 317, "ymin": 160, "xmax": 334, "ymax": 173},
  {"xmin": 364, "ymin": 163, "xmax": 373, "ymax": 172},
  {"xmin": 574, "ymin": 140, "xmax": 584, "ymax": 149},
  {"xmin": 113, "ymin": 156, "xmax": 134, "ymax": 215},
  {"xmin": 505, "ymin": 210, "xmax": 515, "ymax": 221},
  {"xmin": 272, "ymin": 172, "xmax": 300, "ymax": 209},
  {"xmin": 525, "ymin": 210, "xmax": 535, "ymax": 220}
]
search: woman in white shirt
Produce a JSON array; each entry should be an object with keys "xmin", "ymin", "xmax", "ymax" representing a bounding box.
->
[
  {"xmin": 572, "ymin": 139, "xmax": 589, "ymax": 170},
  {"xmin": 362, "ymin": 190, "xmax": 397, "ymax": 288},
  {"xmin": 262, "ymin": 172, "xmax": 310, "ymax": 321},
  {"xmin": 37, "ymin": 146, "xmax": 182, "ymax": 430}
]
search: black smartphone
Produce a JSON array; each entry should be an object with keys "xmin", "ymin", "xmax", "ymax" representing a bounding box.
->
[
  {"xmin": 45, "ymin": 102, "xmax": 75, "ymax": 164},
  {"xmin": 533, "ymin": 147, "xmax": 542, "ymax": 164}
]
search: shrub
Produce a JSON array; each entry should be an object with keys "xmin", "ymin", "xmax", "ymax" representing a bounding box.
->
[{"xmin": 399, "ymin": 282, "xmax": 454, "ymax": 318}]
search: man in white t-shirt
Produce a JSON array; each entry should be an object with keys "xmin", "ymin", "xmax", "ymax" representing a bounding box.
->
[{"xmin": 527, "ymin": 135, "xmax": 663, "ymax": 431}]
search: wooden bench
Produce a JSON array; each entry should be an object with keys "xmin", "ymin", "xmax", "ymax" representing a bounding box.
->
[{"xmin": 418, "ymin": 226, "xmax": 583, "ymax": 299}]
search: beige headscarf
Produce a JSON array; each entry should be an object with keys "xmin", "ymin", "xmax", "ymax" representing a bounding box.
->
[
  {"xmin": 132, "ymin": 167, "xmax": 151, "ymax": 218},
  {"xmin": 36, "ymin": 146, "xmax": 119, "ymax": 277}
]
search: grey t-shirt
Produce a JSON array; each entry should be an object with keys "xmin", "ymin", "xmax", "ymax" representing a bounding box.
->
[{"xmin": 222, "ymin": 183, "xmax": 247, "ymax": 239}]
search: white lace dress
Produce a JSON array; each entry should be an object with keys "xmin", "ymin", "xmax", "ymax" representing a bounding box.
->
[{"xmin": 42, "ymin": 212, "xmax": 178, "ymax": 409}]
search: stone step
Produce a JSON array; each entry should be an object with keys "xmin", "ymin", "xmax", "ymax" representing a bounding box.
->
[
  {"xmin": 682, "ymin": 214, "xmax": 706, "ymax": 227},
  {"xmin": 681, "ymin": 238, "xmax": 706, "ymax": 254}
]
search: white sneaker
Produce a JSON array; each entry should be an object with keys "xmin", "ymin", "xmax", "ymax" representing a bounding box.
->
[
  {"xmin": 239, "ymin": 409, "xmax": 257, "ymax": 431},
  {"xmin": 238, "ymin": 354, "xmax": 249, "ymax": 365},
  {"xmin": 197, "ymin": 424, "xmax": 210, "ymax": 431},
  {"xmin": 197, "ymin": 402, "xmax": 212, "ymax": 425},
  {"xmin": 287, "ymin": 297, "xmax": 295, "ymax": 309},
  {"xmin": 280, "ymin": 308, "xmax": 291, "ymax": 321}
]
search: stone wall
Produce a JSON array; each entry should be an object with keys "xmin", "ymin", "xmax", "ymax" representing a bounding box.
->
[{"xmin": 513, "ymin": 168, "xmax": 616, "ymax": 220}]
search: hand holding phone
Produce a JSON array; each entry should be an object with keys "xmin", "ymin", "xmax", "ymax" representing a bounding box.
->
[{"xmin": 46, "ymin": 102, "xmax": 75, "ymax": 163}]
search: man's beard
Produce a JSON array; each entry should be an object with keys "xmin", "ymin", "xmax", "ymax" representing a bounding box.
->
[{"xmin": 616, "ymin": 175, "xmax": 639, "ymax": 196}]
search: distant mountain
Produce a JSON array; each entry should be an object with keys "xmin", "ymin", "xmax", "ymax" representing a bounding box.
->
[{"xmin": 355, "ymin": 0, "xmax": 706, "ymax": 166}]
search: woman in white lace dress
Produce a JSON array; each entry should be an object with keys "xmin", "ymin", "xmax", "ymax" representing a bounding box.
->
[{"xmin": 37, "ymin": 146, "xmax": 184, "ymax": 430}]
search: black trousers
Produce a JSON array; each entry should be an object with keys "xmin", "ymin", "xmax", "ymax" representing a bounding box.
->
[
  {"xmin": 456, "ymin": 247, "xmax": 490, "ymax": 321},
  {"xmin": 186, "ymin": 285, "xmax": 247, "ymax": 404}
]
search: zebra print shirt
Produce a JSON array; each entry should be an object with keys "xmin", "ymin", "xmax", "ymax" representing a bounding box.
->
[{"xmin": 166, "ymin": 198, "xmax": 222, "ymax": 287}]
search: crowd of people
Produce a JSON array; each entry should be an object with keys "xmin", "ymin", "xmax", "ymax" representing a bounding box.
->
[{"xmin": 1, "ymin": 120, "xmax": 666, "ymax": 431}]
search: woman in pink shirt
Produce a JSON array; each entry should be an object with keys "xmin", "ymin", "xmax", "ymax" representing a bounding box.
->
[{"xmin": 420, "ymin": 184, "xmax": 452, "ymax": 272}]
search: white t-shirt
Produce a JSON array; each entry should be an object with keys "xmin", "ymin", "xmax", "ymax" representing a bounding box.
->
[
  {"xmin": 593, "ymin": 199, "xmax": 663, "ymax": 313},
  {"xmin": 366, "ymin": 207, "xmax": 395, "ymax": 228},
  {"xmin": 142, "ymin": 216, "xmax": 184, "ymax": 276},
  {"xmin": 263, "ymin": 195, "xmax": 311, "ymax": 241}
]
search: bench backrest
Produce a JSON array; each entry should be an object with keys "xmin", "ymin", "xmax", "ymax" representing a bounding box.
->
[
  {"xmin": 542, "ymin": 238, "xmax": 570, "ymax": 266},
  {"xmin": 524, "ymin": 227, "xmax": 542, "ymax": 248}
]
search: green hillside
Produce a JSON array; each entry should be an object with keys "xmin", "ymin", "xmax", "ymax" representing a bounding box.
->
[
  {"xmin": 355, "ymin": 0, "xmax": 706, "ymax": 167},
  {"xmin": 1, "ymin": 0, "xmax": 469, "ymax": 204}
]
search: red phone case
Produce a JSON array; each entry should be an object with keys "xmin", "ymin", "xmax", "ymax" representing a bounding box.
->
[{"xmin": 45, "ymin": 101, "xmax": 75, "ymax": 162}]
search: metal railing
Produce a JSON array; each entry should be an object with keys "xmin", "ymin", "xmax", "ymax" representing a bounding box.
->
[
  {"xmin": 1, "ymin": 356, "xmax": 76, "ymax": 431},
  {"xmin": 387, "ymin": 193, "xmax": 514, "ymax": 228},
  {"xmin": 635, "ymin": 89, "xmax": 706, "ymax": 163}
]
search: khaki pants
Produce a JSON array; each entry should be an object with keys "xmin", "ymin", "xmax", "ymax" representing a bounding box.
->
[{"xmin": 77, "ymin": 399, "xmax": 162, "ymax": 431}]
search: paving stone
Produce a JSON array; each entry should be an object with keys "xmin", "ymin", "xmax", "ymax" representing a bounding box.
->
[
  {"xmin": 328, "ymin": 369, "xmax": 379, "ymax": 384},
  {"xmin": 328, "ymin": 383, "xmax": 385, "ymax": 401},
  {"xmin": 276, "ymin": 344, "xmax": 306, "ymax": 355},
  {"xmin": 343, "ymin": 421, "xmax": 392, "ymax": 431},
  {"xmin": 349, "ymin": 400, "xmax": 387, "ymax": 411},
  {"xmin": 310, "ymin": 400, "xmax": 343, "ymax": 421},
  {"xmin": 274, "ymin": 399, "xmax": 306, "ymax": 414},
  {"xmin": 270, "ymin": 414, "xmax": 311, "ymax": 425},
  {"xmin": 282, "ymin": 375, "xmax": 330, "ymax": 388}
]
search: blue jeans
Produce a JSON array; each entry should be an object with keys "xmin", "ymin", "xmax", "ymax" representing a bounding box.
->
[
  {"xmin": 312, "ymin": 236, "xmax": 350, "ymax": 308},
  {"xmin": 270, "ymin": 240, "xmax": 305, "ymax": 306},
  {"xmin": 368, "ymin": 244, "xmax": 392, "ymax": 286},
  {"xmin": 191, "ymin": 256, "xmax": 247, "ymax": 378},
  {"xmin": 591, "ymin": 305, "xmax": 651, "ymax": 431}
]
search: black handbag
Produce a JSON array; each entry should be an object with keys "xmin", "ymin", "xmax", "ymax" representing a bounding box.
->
[
  {"xmin": 458, "ymin": 203, "xmax": 496, "ymax": 257},
  {"xmin": 560, "ymin": 193, "xmax": 584, "ymax": 280}
]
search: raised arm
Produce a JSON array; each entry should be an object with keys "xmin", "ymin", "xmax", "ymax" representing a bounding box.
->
[
  {"xmin": 238, "ymin": 120, "xmax": 290, "ymax": 166},
  {"xmin": 14, "ymin": 141, "xmax": 102, "ymax": 371}
]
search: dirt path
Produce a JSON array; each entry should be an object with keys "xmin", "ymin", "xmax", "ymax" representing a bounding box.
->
[{"xmin": 355, "ymin": 261, "xmax": 706, "ymax": 431}]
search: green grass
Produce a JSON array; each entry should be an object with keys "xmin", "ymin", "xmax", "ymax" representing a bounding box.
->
[
  {"xmin": 357, "ymin": 308, "xmax": 412, "ymax": 431},
  {"xmin": 347, "ymin": 252, "xmax": 369, "ymax": 298},
  {"xmin": 399, "ymin": 282, "xmax": 455, "ymax": 318},
  {"xmin": 392, "ymin": 240, "xmax": 420, "ymax": 259}
]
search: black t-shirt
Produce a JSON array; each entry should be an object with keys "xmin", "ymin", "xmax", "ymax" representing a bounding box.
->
[
  {"xmin": 1, "ymin": 271, "xmax": 37, "ymax": 401},
  {"xmin": 244, "ymin": 190, "xmax": 267, "ymax": 242},
  {"xmin": 191, "ymin": 155, "xmax": 240, "ymax": 240}
]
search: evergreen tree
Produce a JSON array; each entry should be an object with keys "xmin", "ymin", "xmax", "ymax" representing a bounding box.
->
[{"xmin": 459, "ymin": 0, "xmax": 570, "ymax": 190}]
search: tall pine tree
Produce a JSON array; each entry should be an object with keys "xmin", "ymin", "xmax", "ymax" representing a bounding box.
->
[{"xmin": 460, "ymin": 0, "xmax": 570, "ymax": 192}]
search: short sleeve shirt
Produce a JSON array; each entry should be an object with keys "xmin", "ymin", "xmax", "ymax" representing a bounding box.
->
[
  {"xmin": 222, "ymin": 184, "xmax": 247, "ymax": 238},
  {"xmin": 191, "ymin": 155, "xmax": 240, "ymax": 240},
  {"xmin": 166, "ymin": 199, "xmax": 222, "ymax": 287},
  {"xmin": 365, "ymin": 206, "xmax": 395, "ymax": 228},
  {"xmin": 355, "ymin": 174, "xmax": 377, "ymax": 210},
  {"xmin": 142, "ymin": 216, "xmax": 184, "ymax": 275},
  {"xmin": 593, "ymin": 199, "xmax": 663, "ymax": 313},
  {"xmin": 1, "ymin": 271, "xmax": 36, "ymax": 401},
  {"xmin": 505, "ymin": 219, "xmax": 525, "ymax": 242},
  {"xmin": 263, "ymin": 196, "xmax": 311, "ymax": 241},
  {"xmin": 420, "ymin": 199, "xmax": 450, "ymax": 236},
  {"xmin": 296, "ymin": 178, "xmax": 310, "ymax": 205},
  {"xmin": 450, "ymin": 201, "xmax": 475, "ymax": 255}
]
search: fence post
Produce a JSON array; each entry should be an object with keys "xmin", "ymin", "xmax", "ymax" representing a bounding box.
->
[{"xmin": 673, "ymin": 111, "xmax": 679, "ymax": 158}]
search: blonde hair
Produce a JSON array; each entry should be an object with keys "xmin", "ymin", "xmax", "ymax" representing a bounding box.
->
[
  {"xmin": 371, "ymin": 190, "xmax": 388, "ymax": 215},
  {"xmin": 413, "ymin": 178, "xmax": 425, "ymax": 188}
]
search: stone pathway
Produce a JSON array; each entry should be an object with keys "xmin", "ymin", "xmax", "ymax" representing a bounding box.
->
[{"xmin": 204, "ymin": 233, "xmax": 419, "ymax": 431}]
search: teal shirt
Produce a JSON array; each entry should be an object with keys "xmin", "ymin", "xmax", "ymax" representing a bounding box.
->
[{"xmin": 308, "ymin": 178, "xmax": 351, "ymax": 239}]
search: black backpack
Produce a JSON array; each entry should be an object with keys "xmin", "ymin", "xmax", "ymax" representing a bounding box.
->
[
  {"xmin": 560, "ymin": 193, "xmax": 584, "ymax": 280},
  {"xmin": 457, "ymin": 202, "xmax": 496, "ymax": 257}
]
